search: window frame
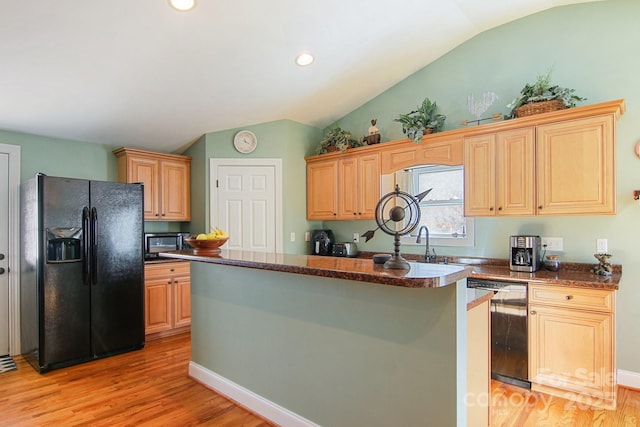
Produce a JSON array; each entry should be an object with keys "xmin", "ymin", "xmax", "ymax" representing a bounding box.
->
[{"xmin": 398, "ymin": 165, "xmax": 475, "ymax": 248}]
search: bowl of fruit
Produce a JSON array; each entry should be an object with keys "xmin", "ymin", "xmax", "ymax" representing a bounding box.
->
[{"xmin": 185, "ymin": 228, "xmax": 229, "ymax": 254}]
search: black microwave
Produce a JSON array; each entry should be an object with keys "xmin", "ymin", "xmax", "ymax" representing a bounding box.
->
[{"xmin": 144, "ymin": 232, "xmax": 191, "ymax": 260}]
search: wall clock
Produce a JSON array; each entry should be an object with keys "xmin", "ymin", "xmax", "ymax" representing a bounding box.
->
[{"xmin": 233, "ymin": 130, "xmax": 257, "ymax": 154}]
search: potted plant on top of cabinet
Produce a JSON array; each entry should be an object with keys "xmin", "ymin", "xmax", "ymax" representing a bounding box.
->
[
  {"xmin": 315, "ymin": 123, "xmax": 365, "ymax": 154},
  {"xmin": 394, "ymin": 97, "xmax": 446, "ymax": 143},
  {"xmin": 507, "ymin": 69, "xmax": 586, "ymax": 118}
]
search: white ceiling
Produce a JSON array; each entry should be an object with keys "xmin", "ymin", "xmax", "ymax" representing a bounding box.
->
[{"xmin": 0, "ymin": 0, "xmax": 602, "ymax": 152}]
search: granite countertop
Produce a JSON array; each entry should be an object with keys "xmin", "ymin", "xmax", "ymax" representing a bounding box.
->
[
  {"xmin": 159, "ymin": 249, "xmax": 472, "ymax": 289},
  {"xmin": 376, "ymin": 253, "xmax": 621, "ymax": 291}
]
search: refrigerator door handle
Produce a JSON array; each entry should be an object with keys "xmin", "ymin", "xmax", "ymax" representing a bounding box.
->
[
  {"xmin": 82, "ymin": 206, "xmax": 91, "ymax": 285},
  {"xmin": 91, "ymin": 207, "xmax": 98, "ymax": 286}
]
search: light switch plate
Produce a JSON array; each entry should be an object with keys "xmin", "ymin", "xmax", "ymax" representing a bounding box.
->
[
  {"xmin": 353, "ymin": 233, "xmax": 359, "ymax": 243},
  {"xmin": 290, "ymin": 232, "xmax": 295, "ymax": 242}
]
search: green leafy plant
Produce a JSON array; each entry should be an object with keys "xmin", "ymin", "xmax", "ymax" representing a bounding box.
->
[
  {"xmin": 506, "ymin": 69, "xmax": 586, "ymax": 118},
  {"xmin": 394, "ymin": 97, "xmax": 446, "ymax": 143},
  {"xmin": 315, "ymin": 123, "xmax": 363, "ymax": 154}
]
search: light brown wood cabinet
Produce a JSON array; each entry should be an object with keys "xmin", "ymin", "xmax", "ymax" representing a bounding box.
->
[
  {"xmin": 464, "ymin": 109, "xmax": 619, "ymax": 217},
  {"xmin": 464, "ymin": 128, "xmax": 535, "ymax": 216},
  {"xmin": 307, "ymin": 152, "xmax": 380, "ymax": 220},
  {"xmin": 144, "ymin": 262, "xmax": 191, "ymax": 339},
  {"xmin": 306, "ymin": 100, "xmax": 623, "ymax": 219},
  {"xmin": 113, "ymin": 147, "xmax": 191, "ymax": 221},
  {"xmin": 536, "ymin": 115, "xmax": 615, "ymax": 215},
  {"xmin": 380, "ymin": 137, "xmax": 463, "ymax": 174},
  {"xmin": 529, "ymin": 284, "xmax": 616, "ymax": 409}
]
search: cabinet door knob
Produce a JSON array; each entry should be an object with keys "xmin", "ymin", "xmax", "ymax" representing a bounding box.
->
[
  {"xmin": 530, "ymin": 310, "xmax": 536, "ymax": 315},
  {"xmin": 498, "ymin": 207, "xmax": 502, "ymax": 211},
  {"xmin": 155, "ymin": 213, "xmax": 160, "ymax": 217},
  {"xmin": 170, "ymin": 268, "xmax": 175, "ymax": 272},
  {"xmin": 353, "ymin": 212, "xmax": 356, "ymax": 215},
  {"xmin": 167, "ymin": 280, "xmax": 172, "ymax": 284},
  {"xmin": 0, "ymin": 267, "xmax": 5, "ymax": 275},
  {"xmin": 489, "ymin": 207, "xmax": 494, "ymax": 211},
  {"xmin": 174, "ymin": 280, "xmax": 178, "ymax": 284},
  {"xmin": 538, "ymin": 206, "xmax": 543, "ymax": 210},
  {"xmin": 565, "ymin": 295, "xmax": 573, "ymax": 300}
]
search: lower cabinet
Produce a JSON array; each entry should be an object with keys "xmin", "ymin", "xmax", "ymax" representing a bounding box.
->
[
  {"xmin": 144, "ymin": 261, "xmax": 191, "ymax": 338},
  {"xmin": 528, "ymin": 284, "xmax": 615, "ymax": 409}
]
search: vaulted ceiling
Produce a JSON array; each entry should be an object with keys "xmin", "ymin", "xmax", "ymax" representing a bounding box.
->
[{"xmin": 0, "ymin": 0, "xmax": 603, "ymax": 152}]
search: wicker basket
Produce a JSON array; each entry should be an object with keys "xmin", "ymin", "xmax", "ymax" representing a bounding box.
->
[{"xmin": 514, "ymin": 99, "xmax": 567, "ymax": 118}]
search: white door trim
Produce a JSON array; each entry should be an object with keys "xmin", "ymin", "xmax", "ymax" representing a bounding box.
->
[
  {"xmin": 0, "ymin": 143, "xmax": 21, "ymax": 355},
  {"xmin": 210, "ymin": 158, "xmax": 283, "ymax": 253}
]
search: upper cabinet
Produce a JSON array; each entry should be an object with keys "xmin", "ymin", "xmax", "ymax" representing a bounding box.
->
[
  {"xmin": 464, "ymin": 99, "xmax": 624, "ymax": 217},
  {"xmin": 464, "ymin": 128, "xmax": 535, "ymax": 216},
  {"xmin": 113, "ymin": 147, "xmax": 191, "ymax": 221},
  {"xmin": 306, "ymin": 99, "xmax": 624, "ymax": 220},
  {"xmin": 380, "ymin": 137, "xmax": 463, "ymax": 174},
  {"xmin": 536, "ymin": 115, "xmax": 615, "ymax": 215},
  {"xmin": 307, "ymin": 152, "xmax": 380, "ymax": 220}
]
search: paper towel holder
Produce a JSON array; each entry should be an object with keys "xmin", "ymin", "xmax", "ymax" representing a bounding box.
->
[{"xmin": 634, "ymin": 190, "xmax": 640, "ymax": 202}]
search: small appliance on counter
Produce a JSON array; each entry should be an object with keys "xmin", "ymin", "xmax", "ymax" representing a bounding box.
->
[
  {"xmin": 310, "ymin": 229, "xmax": 335, "ymax": 256},
  {"xmin": 332, "ymin": 242, "xmax": 358, "ymax": 258},
  {"xmin": 509, "ymin": 235, "xmax": 541, "ymax": 272}
]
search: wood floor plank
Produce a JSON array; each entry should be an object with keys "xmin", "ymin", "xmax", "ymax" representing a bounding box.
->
[
  {"xmin": 1, "ymin": 333, "xmax": 638, "ymax": 426},
  {"xmin": 0, "ymin": 334, "xmax": 272, "ymax": 427}
]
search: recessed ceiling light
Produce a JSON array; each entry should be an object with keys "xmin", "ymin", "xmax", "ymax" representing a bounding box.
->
[
  {"xmin": 168, "ymin": 0, "xmax": 197, "ymax": 12},
  {"xmin": 295, "ymin": 52, "xmax": 315, "ymax": 67}
]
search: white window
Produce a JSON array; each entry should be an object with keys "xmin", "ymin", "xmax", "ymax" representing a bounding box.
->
[{"xmin": 398, "ymin": 165, "xmax": 474, "ymax": 247}]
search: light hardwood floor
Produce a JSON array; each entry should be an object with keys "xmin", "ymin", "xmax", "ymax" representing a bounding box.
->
[{"xmin": 1, "ymin": 333, "xmax": 638, "ymax": 426}]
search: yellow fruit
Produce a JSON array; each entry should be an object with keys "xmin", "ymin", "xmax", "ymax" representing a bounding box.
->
[
  {"xmin": 196, "ymin": 234, "xmax": 207, "ymax": 240},
  {"xmin": 206, "ymin": 233, "xmax": 216, "ymax": 239}
]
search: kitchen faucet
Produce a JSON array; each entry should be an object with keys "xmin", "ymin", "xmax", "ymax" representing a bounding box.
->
[{"xmin": 416, "ymin": 225, "xmax": 436, "ymax": 263}]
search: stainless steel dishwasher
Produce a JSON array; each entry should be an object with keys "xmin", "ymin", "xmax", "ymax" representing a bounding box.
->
[{"xmin": 467, "ymin": 278, "xmax": 531, "ymax": 389}]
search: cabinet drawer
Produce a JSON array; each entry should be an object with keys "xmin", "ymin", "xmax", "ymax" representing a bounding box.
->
[
  {"xmin": 529, "ymin": 284, "xmax": 613, "ymax": 313},
  {"xmin": 145, "ymin": 262, "xmax": 190, "ymax": 279}
]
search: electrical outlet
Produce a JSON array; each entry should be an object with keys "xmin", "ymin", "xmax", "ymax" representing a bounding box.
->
[
  {"xmin": 353, "ymin": 232, "xmax": 359, "ymax": 243},
  {"xmin": 597, "ymin": 238, "xmax": 608, "ymax": 253},
  {"xmin": 541, "ymin": 237, "xmax": 563, "ymax": 251},
  {"xmin": 290, "ymin": 232, "xmax": 295, "ymax": 242},
  {"xmin": 305, "ymin": 231, "xmax": 311, "ymax": 242}
]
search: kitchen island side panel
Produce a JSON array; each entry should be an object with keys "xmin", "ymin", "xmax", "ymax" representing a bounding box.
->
[{"xmin": 190, "ymin": 261, "xmax": 467, "ymax": 427}]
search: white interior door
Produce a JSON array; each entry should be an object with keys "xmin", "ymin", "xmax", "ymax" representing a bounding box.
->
[
  {"xmin": 0, "ymin": 153, "xmax": 10, "ymax": 355},
  {"xmin": 211, "ymin": 159, "xmax": 282, "ymax": 253}
]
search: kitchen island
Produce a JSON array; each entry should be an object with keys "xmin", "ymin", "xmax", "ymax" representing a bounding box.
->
[{"xmin": 161, "ymin": 249, "xmax": 479, "ymax": 427}]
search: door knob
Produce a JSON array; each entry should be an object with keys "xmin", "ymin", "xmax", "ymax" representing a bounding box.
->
[{"xmin": 0, "ymin": 267, "xmax": 5, "ymax": 275}]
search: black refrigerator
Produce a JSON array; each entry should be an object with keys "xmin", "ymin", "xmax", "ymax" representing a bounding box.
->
[{"xmin": 20, "ymin": 174, "xmax": 145, "ymax": 373}]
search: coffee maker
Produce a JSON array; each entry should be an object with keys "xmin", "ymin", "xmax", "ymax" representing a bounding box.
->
[
  {"xmin": 510, "ymin": 235, "xmax": 541, "ymax": 272},
  {"xmin": 310, "ymin": 229, "xmax": 335, "ymax": 256}
]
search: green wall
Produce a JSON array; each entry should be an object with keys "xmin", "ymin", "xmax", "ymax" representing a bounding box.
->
[
  {"xmin": 328, "ymin": 0, "xmax": 640, "ymax": 373},
  {"xmin": 0, "ymin": 130, "xmax": 118, "ymax": 182},
  {"xmin": 184, "ymin": 119, "xmax": 322, "ymax": 254}
]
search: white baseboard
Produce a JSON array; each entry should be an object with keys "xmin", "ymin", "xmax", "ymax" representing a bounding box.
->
[
  {"xmin": 618, "ymin": 369, "xmax": 640, "ymax": 390},
  {"xmin": 189, "ymin": 361, "xmax": 319, "ymax": 427}
]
